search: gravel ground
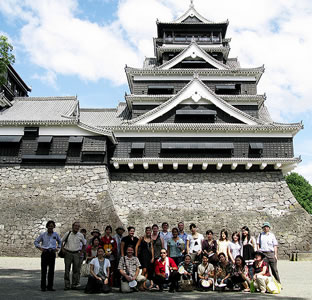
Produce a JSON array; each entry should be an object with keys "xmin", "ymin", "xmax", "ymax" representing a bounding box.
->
[{"xmin": 0, "ymin": 257, "xmax": 311, "ymax": 300}]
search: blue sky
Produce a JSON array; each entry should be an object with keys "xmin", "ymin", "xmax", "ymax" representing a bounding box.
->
[{"xmin": 1, "ymin": 0, "xmax": 312, "ymax": 182}]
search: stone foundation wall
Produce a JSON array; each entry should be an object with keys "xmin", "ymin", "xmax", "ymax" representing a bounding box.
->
[
  {"xmin": 110, "ymin": 171, "xmax": 312, "ymax": 258},
  {"xmin": 0, "ymin": 166, "xmax": 311, "ymax": 258},
  {"xmin": 0, "ymin": 166, "xmax": 122, "ymax": 256}
]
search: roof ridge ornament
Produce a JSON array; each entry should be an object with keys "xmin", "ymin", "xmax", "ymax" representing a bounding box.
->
[{"xmin": 190, "ymin": 0, "xmax": 194, "ymax": 8}]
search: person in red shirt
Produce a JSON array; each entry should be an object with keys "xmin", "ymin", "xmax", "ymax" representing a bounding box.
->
[
  {"xmin": 154, "ymin": 248, "xmax": 179, "ymax": 293},
  {"xmin": 100, "ymin": 226, "xmax": 117, "ymax": 286}
]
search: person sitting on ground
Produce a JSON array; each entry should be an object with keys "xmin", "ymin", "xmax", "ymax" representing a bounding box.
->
[
  {"xmin": 85, "ymin": 247, "xmax": 111, "ymax": 294},
  {"xmin": 118, "ymin": 245, "xmax": 141, "ymax": 293},
  {"xmin": 178, "ymin": 254, "xmax": 194, "ymax": 291},
  {"xmin": 252, "ymin": 251, "xmax": 271, "ymax": 293},
  {"xmin": 227, "ymin": 255, "xmax": 250, "ymax": 292},
  {"xmin": 197, "ymin": 255, "xmax": 214, "ymax": 291},
  {"xmin": 167, "ymin": 227, "xmax": 185, "ymax": 266},
  {"xmin": 86, "ymin": 236, "xmax": 101, "ymax": 263},
  {"xmin": 135, "ymin": 226, "xmax": 154, "ymax": 282},
  {"xmin": 151, "ymin": 224, "xmax": 164, "ymax": 260},
  {"xmin": 215, "ymin": 252, "xmax": 233, "ymax": 287},
  {"xmin": 217, "ymin": 229, "xmax": 230, "ymax": 259},
  {"xmin": 228, "ymin": 231, "xmax": 242, "ymax": 264},
  {"xmin": 100, "ymin": 225, "xmax": 117, "ymax": 286},
  {"xmin": 202, "ymin": 230, "xmax": 218, "ymax": 266},
  {"xmin": 154, "ymin": 248, "xmax": 179, "ymax": 293},
  {"xmin": 121, "ymin": 226, "xmax": 139, "ymax": 257}
]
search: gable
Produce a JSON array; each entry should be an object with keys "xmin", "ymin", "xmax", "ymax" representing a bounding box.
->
[
  {"xmin": 130, "ymin": 78, "xmax": 261, "ymax": 126},
  {"xmin": 182, "ymin": 15, "xmax": 202, "ymax": 23},
  {"xmin": 159, "ymin": 42, "xmax": 229, "ymax": 70}
]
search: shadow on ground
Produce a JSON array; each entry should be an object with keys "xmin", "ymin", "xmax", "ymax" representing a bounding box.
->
[{"xmin": 0, "ymin": 268, "xmax": 309, "ymax": 300}]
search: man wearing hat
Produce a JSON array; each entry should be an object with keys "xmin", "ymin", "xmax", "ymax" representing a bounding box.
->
[{"xmin": 256, "ymin": 222, "xmax": 280, "ymax": 282}]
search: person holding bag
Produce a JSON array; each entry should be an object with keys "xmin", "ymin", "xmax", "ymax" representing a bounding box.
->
[{"xmin": 84, "ymin": 247, "xmax": 111, "ymax": 294}]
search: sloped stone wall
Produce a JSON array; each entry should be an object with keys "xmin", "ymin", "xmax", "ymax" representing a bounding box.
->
[
  {"xmin": 0, "ymin": 166, "xmax": 122, "ymax": 256},
  {"xmin": 110, "ymin": 171, "xmax": 312, "ymax": 258},
  {"xmin": 0, "ymin": 167, "xmax": 311, "ymax": 258}
]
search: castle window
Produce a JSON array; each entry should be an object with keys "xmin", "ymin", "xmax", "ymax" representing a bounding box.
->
[
  {"xmin": 24, "ymin": 127, "xmax": 39, "ymax": 137},
  {"xmin": 148, "ymin": 85, "xmax": 174, "ymax": 95},
  {"xmin": 249, "ymin": 142, "xmax": 263, "ymax": 158},
  {"xmin": 81, "ymin": 137, "xmax": 106, "ymax": 162},
  {"xmin": 215, "ymin": 84, "xmax": 241, "ymax": 95},
  {"xmin": 0, "ymin": 136, "xmax": 22, "ymax": 156},
  {"xmin": 37, "ymin": 136, "xmax": 52, "ymax": 155}
]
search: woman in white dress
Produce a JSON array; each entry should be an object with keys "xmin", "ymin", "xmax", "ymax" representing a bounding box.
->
[
  {"xmin": 217, "ymin": 229, "xmax": 230, "ymax": 259},
  {"xmin": 228, "ymin": 231, "xmax": 242, "ymax": 264},
  {"xmin": 186, "ymin": 223, "xmax": 204, "ymax": 263}
]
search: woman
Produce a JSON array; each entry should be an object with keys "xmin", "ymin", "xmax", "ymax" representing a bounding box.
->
[
  {"xmin": 228, "ymin": 231, "xmax": 242, "ymax": 264},
  {"xmin": 100, "ymin": 225, "xmax": 117, "ymax": 286},
  {"xmin": 197, "ymin": 255, "xmax": 214, "ymax": 290},
  {"xmin": 121, "ymin": 226, "xmax": 139, "ymax": 257},
  {"xmin": 86, "ymin": 237, "xmax": 101, "ymax": 263},
  {"xmin": 228, "ymin": 255, "xmax": 250, "ymax": 292},
  {"xmin": 85, "ymin": 247, "xmax": 111, "ymax": 294},
  {"xmin": 167, "ymin": 227, "xmax": 185, "ymax": 266},
  {"xmin": 178, "ymin": 254, "xmax": 193, "ymax": 285},
  {"xmin": 154, "ymin": 248, "xmax": 179, "ymax": 293},
  {"xmin": 186, "ymin": 223, "xmax": 204, "ymax": 263},
  {"xmin": 135, "ymin": 226, "xmax": 154, "ymax": 280},
  {"xmin": 241, "ymin": 226, "xmax": 257, "ymax": 278},
  {"xmin": 252, "ymin": 251, "xmax": 271, "ymax": 293},
  {"xmin": 215, "ymin": 252, "xmax": 233, "ymax": 287},
  {"xmin": 217, "ymin": 229, "xmax": 230, "ymax": 259},
  {"xmin": 151, "ymin": 224, "xmax": 164, "ymax": 260},
  {"xmin": 202, "ymin": 230, "xmax": 218, "ymax": 266}
]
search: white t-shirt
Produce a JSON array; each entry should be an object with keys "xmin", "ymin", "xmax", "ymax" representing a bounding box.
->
[
  {"xmin": 187, "ymin": 233, "xmax": 204, "ymax": 253},
  {"xmin": 257, "ymin": 232, "xmax": 278, "ymax": 252},
  {"xmin": 90, "ymin": 257, "xmax": 111, "ymax": 277},
  {"xmin": 228, "ymin": 242, "xmax": 241, "ymax": 260},
  {"xmin": 62, "ymin": 231, "xmax": 86, "ymax": 252}
]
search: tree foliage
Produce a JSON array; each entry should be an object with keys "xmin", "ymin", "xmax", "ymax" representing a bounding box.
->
[
  {"xmin": 285, "ymin": 172, "xmax": 312, "ymax": 214},
  {"xmin": 0, "ymin": 35, "xmax": 15, "ymax": 87}
]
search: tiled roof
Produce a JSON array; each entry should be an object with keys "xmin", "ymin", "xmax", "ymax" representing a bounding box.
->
[
  {"xmin": 79, "ymin": 103, "xmax": 130, "ymax": 127},
  {"xmin": 143, "ymin": 57, "xmax": 157, "ymax": 69},
  {"xmin": 0, "ymin": 96, "xmax": 78, "ymax": 125},
  {"xmin": 226, "ymin": 58, "xmax": 241, "ymax": 69},
  {"xmin": 258, "ymin": 105, "xmax": 273, "ymax": 123}
]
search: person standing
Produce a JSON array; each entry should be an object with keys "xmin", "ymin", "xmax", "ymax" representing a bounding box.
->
[
  {"xmin": 34, "ymin": 220, "xmax": 61, "ymax": 292},
  {"xmin": 257, "ymin": 222, "xmax": 280, "ymax": 283},
  {"xmin": 151, "ymin": 224, "xmax": 164, "ymax": 260},
  {"xmin": 167, "ymin": 227, "xmax": 185, "ymax": 266},
  {"xmin": 61, "ymin": 221, "xmax": 86, "ymax": 290},
  {"xmin": 160, "ymin": 222, "xmax": 172, "ymax": 250},
  {"xmin": 113, "ymin": 226, "xmax": 125, "ymax": 287},
  {"xmin": 120, "ymin": 226, "xmax": 139, "ymax": 257},
  {"xmin": 178, "ymin": 222, "xmax": 188, "ymax": 246}
]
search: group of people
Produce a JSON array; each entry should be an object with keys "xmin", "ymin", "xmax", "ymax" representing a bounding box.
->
[{"xmin": 34, "ymin": 220, "xmax": 281, "ymax": 294}]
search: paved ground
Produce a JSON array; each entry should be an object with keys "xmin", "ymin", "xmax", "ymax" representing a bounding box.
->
[{"xmin": 0, "ymin": 257, "xmax": 311, "ymax": 300}]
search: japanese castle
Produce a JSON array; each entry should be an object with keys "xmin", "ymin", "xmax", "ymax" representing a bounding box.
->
[{"xmin": 0, "ymin": 2, "xmax": 302, "ymax": 173}]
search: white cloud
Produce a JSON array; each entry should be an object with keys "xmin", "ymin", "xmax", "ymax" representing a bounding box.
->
[
  {"xmin": 1, "ymin": 0, "xmax": 312, "ymax": 124},
  {"xmin": 32, "ymin": 70, "xmax": 57, "ymax": 88},
  {"xmin": 295, "ymin": 162, "xmax": 312, "ymax": 185}
]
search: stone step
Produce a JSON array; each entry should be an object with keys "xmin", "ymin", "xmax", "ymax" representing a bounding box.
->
[{"xmin": 291, "ymin": 252, "xmax": 312, "ymax": 261}]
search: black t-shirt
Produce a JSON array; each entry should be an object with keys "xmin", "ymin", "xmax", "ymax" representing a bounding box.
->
[{"xmin": 121, "ymin": 236, "xmax": 139, "ymax": 255}]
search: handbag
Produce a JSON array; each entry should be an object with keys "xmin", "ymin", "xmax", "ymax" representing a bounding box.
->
[
  {"xmin": 58, "ymin": 231, "xmax": 71, "ymax": 258},
  {"xmin": 80, "ymin": 262, "xmax": 90, "ymax": 277}
]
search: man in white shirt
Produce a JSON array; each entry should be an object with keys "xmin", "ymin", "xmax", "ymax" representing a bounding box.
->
[
  {"xmin": 159, "ymin": 222, "xmax": 172, "ymax": 250},
  {"xmin": 257, "ymin": 222, "xmax": 280, "ymax": 283},
  {"xmin": 61, "ymin": 221, "xmax": 86, "ymax": 290}
]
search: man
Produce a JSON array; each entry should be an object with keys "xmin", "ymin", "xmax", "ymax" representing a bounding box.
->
[
  {"xmin": 159, "ymin": 222, "xmax": 172, "ymax": 250},
  {"xmin": 87, "ymin": 228, "xmax": 101, "ymax": 246},
  {"xmin": 113, "ymin": 226, "xmax": 125, "ymax": 287},
  {"xmin": 77, "ymin": 228, "xmax": 87, "ymax": 286},
  {"xmin": 118, "ymin": 245, "xmax": 141, "ymax": 293},
  {"xmin": 114, "ymin": 226, "xmax": 125, "ymax": 259},
  {"xmin": 257, "ymin": 222, "xmax": 281, "ymax": 283},
  {"xmin": 178, "ymin": 222, "xmax": 188, "ymax": 246},
  {"xmin": 61, "ymin": 221, "xmax": 86, "ymax": 290},
  {"xmin": 34, "ymin": 220, "xmax": 61, "ymax": 292}
]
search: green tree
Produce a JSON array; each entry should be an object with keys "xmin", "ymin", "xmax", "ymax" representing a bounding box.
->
[
  {"xmin": 285, "ymin": 172, "xmax": 312, "ymax": 214},
  {"xmin": 0, "ymin": 35, "xmax": 15, "ymax": 86}
]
